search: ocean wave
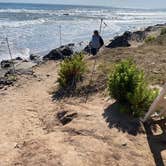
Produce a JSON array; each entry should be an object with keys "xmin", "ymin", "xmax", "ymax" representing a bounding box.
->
[
  {"xmin": 0, "ymin": 8, "xmax": 166, "ymax": 21},
  {"xmin": 0, "ymin": 18, "xmax": 47, "ymax": 28},
  {"xmin": 0, "ymin": 8, "xmax": 98, "ymax": 15},
  {"xmin": 0, "ymin": 8, "xmax": 53, "ymax": 14}
]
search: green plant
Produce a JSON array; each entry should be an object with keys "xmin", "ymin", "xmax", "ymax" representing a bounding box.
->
[
  {"xmin": 108, "ymin": 59, "xmax": 158, "ymax": 117},
  {"xmin": 145, "ymin": 35, "xmax": 156, "ymax": 43},
  {"xmin": 58, "ymin": 53, "xmax": 86, "ymax": 89},
  {"xmin": 160, "ymin": 28, "xmax": 166, "ymax": 35}
]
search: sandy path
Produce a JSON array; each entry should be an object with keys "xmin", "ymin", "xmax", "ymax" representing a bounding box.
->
[
  {"xmin": 0, "ymin": 61, "xmax": 161, "ymax": 166},
  {"xmin": 0, "ymin": 61, "xmax": 58, "ymax": 165}
]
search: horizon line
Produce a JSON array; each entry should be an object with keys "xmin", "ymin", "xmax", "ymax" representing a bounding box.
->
[{"xmin": 0, "ymin": 1, "xmax": 166, "ymax": 10}]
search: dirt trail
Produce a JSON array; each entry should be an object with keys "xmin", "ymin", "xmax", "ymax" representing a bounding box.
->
[
  {"xmin": 0, "ymin": 61, "xmax": 163, "ymax": 166},
  {"xmin": 0, "ymin": 61, "xmax": 58, "ymax": 165}
]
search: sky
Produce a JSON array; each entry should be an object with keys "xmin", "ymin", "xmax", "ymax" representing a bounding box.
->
[{"xmin": 0, "ymin": 0, "xmax": 166, "ymax": 9}]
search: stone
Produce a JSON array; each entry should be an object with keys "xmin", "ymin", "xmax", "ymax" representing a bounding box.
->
[
  {"xmin": 30, "ymin": 54, "xmax": 40, "ymax": 61},
  {"xmin": 15, "ymin": 57, "xmax": 23, "ymax": 61},
  {"xmin": 0, "ymin": 77, "xmax": 13, "ymax": 86},
  {"xmin": 1, "ymin": 60, "xmax": 13, "ymax": 68},
  {"xmin": 57, "ymin": 111, "xmax": 78, "ymax": 125},
  {"xmin": 106, "ymin": 29, "xmax": 148, "ymax": 49},
  {"xmin": 131, "ymin": 31, "xmax": 146, "ymax": 42},
  {"xmin": 43, "ymin": 45, "xmax": 73, "ymax": 61},
  {"xmin": 106, "ymin": 31, "xmax": 131, "ymax": 48}
]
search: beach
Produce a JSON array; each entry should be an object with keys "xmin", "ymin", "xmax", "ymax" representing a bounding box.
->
[
  {"xmin": 0, "ymin": 22, "xmax": 166, "ymax": 165},
  {"xmin": 0, "ymin": 2, "xmax": 166, "ymax": 166}
]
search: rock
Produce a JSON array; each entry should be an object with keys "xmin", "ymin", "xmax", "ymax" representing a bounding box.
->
[
  {"xmin": 43, "ymin": 49, "xmax": 63, "ymax": 60},
  {"xmin": 15, "ymin": 57, "xmax": 23, "ymax": 61},
  {"xmin": 0, "ymin": 77, "xmax": 13, "ymax": 86},
  {"xmin": 59, "ymin": 45, "xmax": 73, "ymax": 57},
  {"xmin": 123, "ymin": 31, "xmax": 133, "ymax": 40},
  {"xmin": 1, "ymin": 60, "xmax": 13, "ymax": 68},
  {"xmin": 63, "ymin": 13, "xmax": 69, "ymax": 16},
  {"xmin": 106, "ymin": 29, "xmax": 148, "ymax": 48},
  {"xmin": 122, "ymin": 143, "xmax": 127, "ymax": 147},
  {"xmin": 155, "ymin": 23, "xmax": 166, "ymax": 27},
  {"xmin": 131, "ymin": 31, "xmax": 146, "ymax": 42},
  {"xmin": 145, "ymin": 26, "xmax": 156, "ymax": 32},
  {"xmin": 106, "ymin": 31, "xmax": 131, "ymax": 48},
  {"xmin": 83, "ymin": 45, "xmax": 91, "ymax": 54},
  {"xmin": 57, "ymin": 111, "xmax": 78, "ymax": 125},
  {"xmin": 30, "ymin": 54, "xmax": 40, "ymax": 61},
  {"xmin": 4, "ymin": 69, "xmax": 15, "ymax": 77},
  {"xmin": 43, "ymin": 45, "xmax": 73, "ymax": 61},
  {"xmin": 68, "ymin": 43, "xmax": 75, "ymax": 47}
]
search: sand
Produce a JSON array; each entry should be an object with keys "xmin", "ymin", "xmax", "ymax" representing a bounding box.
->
[{"xmin": 0, "ymin": 60, "xmax": 164, "ymax": 166}]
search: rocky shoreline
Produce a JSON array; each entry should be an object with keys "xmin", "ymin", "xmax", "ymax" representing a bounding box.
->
[{"xmin": 0, "ymin": 23, "xmax": 166, "ymax": 90}]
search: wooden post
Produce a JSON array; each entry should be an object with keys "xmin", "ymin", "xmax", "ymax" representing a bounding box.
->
[
  {"xmin": 6, "ymin": 37, "xmax": 16, "ymax": 75},
  {"xmin": 59, "ymin": 25, "xmax": 62, "ymax": 46},
  {"xmin": 99, "ymin": 18, "xmax": 104, "ymax": 34}
]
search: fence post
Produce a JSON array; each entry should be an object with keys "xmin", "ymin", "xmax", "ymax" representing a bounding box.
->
[
  {"xmin": 6, "ymin": 37, "xmax": 16, "ymax": 75},
  {"xmin": 59, "ymin": 25, "xmax": 62, "ymax": 46}
]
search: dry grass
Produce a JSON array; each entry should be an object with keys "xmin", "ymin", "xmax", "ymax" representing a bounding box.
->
[{"xmin": 92, "ymin": 35, "xmax": 166, "ymax": 91}]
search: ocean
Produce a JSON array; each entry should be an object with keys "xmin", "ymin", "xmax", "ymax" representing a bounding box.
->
[{"xmin": 0, "ymin": 2, "xmax": 166, "ymax": 60}]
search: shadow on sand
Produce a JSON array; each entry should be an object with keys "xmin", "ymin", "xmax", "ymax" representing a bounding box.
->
[
  {"xmin": 103, "ymin": 102, "xmax": 166, "ymax": 165},
  {"xmin": 52, "ymin": 84, "xmax": 99, "ymax": 101},
  {"xmin": 144, "ymin": 118, "xmax": 166, "ymax": 166},
  {"xmin": 103, "ymin": 102, "xmax": 143, "ymax": 136}
]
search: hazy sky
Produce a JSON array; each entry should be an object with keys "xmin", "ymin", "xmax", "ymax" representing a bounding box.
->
[{"xmin": 0, "ymin": 0, "xmax": 166, "ymax": 9}]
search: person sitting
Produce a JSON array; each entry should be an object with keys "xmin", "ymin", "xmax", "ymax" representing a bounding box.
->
[{"xmin": 89, "ymin": 30, "xmax": 104, "ymax": 56}]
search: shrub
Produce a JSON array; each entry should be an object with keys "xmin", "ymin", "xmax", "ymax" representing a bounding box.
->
[
  {"xmin": 145, "ymin": 35, "xmax": 156, "ymax": 43},
  {"xmin": 58, "ymin": 53, "xmax": 86, "ymax": 89},
  {"xmin": 108, "ymin": 59, "xmax": 158, "ymax": 117},
  {"xmin": 160, "ymin": 28, "xmax": 166, "ymax": 35}
]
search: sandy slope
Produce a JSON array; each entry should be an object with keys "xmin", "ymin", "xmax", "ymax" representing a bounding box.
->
[{"xmin": 0, "ymin": 61, "xmax": 164, "ymax": 166}]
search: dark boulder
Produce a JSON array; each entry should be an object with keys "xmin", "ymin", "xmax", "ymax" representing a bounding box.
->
[
  {"xmin": 106, "ymin": 31, "xmax": 131, "ymax": 48},
  {"xmin": 131, "ymin": 31, "xmax": 147, "ymax": 42},
  {"xmin": 43, "ymin": 45, "xmax": 73, "ymax": 61},
  {"xmin": 29, "ymin": 54, "xmax": 41, "ymax": 64},
  {"xmin": 106, "ymin": 29, "xmax": 149, "ymax": 49},
  {"xmin": 15, "ymin": 57, "xmax": 23, "ymax": 61},
  {"xmin": 67, "ymin": 43, "xmax": 75, "ymax": 47},
  {"xmin": 145, "ymin": 26, "xmax": 155, "ymax": 32},
  {"xmin": 30, "ymin": 54, "xmax": 39, "ymax": 61},
  {"xmin": 59, "ymin": 45, "xmax": 73, "ymax": 57},
  {"xmin": 155, "ymin": 23, "xmax": 166, "ymax": 27},
  {"xmin": 122, "ymin": 31, "xmax": 133, "ymax": 40},
  {"xmin": 0, "ymin": 77, "xmax": 13, "ymax": 86},
  {"xmin": 1, "ymin": 60, "xmax": 13, "ymax": 68},
  {"xmin": 57, "ymin": 111, "xmax": 78, "ymax": 125},
  {"xmin": 83, "ymin": 45, "xmax": 91, "ymax": 54}
]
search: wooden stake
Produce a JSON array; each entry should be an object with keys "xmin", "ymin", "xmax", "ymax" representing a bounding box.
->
[
  {"xmin": 6, "ymin": 37, "xmax": 16, "ymax": 75},
  {"xmin": 99, "ymin": 18, "xmax": 104, "ymax": 34},
  {"xmin": 59, "ymin": 25, "xmax": 62, "ymax": 46}
]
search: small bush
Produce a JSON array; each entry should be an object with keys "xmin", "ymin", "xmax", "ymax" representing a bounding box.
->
[
  {"xmin": 58, "ymin": 53, "xmax": 86, "ymax": 90},
  {"xmin": 160, "ymin": 28, "xmax": 166, "ymax": 35},
  {"xmin": 108, "ymin": 59, "xmax": 158, "ymax": 117},
  {"xmin": 145, "ymin": 35, "xmax": 156, "ymax": 43}
]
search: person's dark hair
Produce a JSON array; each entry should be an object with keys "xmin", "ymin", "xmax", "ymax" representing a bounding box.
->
[{"xmin": 94, "ymin": 30, "xmax": 99, "ymax": 36}]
